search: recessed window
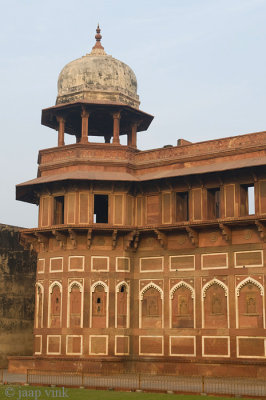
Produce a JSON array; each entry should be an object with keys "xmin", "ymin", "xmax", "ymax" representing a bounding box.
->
[
  {"xmin": 176, "ymin": 192, "xmax": 189, "ymax": 221},
  {"xmin": 240, "ymin": 184, "xmax": 255, "ymax": 216},
  {"xmin": 54, "ymin": 196, "xmax": 64, "ymax": 225},
  {"xmin": 94, "ymin": 194, "xmax": 108, "ymax": 223},
  {"xmin": 207, "ymin": 188, "xmax": 220, "ymax": 219}
]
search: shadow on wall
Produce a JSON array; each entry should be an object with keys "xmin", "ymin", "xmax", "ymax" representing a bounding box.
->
[{"xmin": 0, "ymin": 224, "xmax": 36, "ymax": 368}]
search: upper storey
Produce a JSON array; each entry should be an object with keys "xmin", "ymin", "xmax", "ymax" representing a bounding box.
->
[{"xmin": 57, "ymin": 26, "xmax": 139, "ymax": 109}]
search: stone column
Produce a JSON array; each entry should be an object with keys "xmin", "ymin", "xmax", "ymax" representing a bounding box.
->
[
  {"xmin": 131, "ymin": 122, "xmax": 137, "ymax": 149},
  {"xmin": 112, "ymin": 112, "xmax": 121, "ymax": 144},
  {"xmin": 127, "ymin": 131, "xmax": 132, "ymax": 147},
  {"xmin": 56, "ymin": 116, "xmax": 65, "ymax": 147},
  {"xmin": 81, "ymin": 108, "xmax": 90, "ymax": 144}
]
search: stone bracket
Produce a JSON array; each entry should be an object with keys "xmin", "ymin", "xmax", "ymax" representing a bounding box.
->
[
  {"xmin": 255, "ymin": 221, "xmax": 266, "ymax": 242},
  {"xmin": 185, "ymin": 227, "xmax": 198, "ymax": 246},
  {"xmin": 219, "ymin": 223, "xmax": 231, "ymax": 243},
  {"xmin": 52, "ymin": 230, "xmax": 66, "ymax": 249},
  {"xmin": 112, "ymin": 229, "xmax": 118, "ymax": 249},
  {"xmin": 87, "ymin": 229, "xmax": 92, "ymax": 249},
  {"xmin": 68, "ymin": 229, "xmax": 77, "ymax": 249},
  {"xmin": 35, "ymin": 232, "xmax": 49, "ymax": 252},
  {"xmin": 154, "ymin": 229, "xmax": 167, "ymax": 249},
  {"xmin": 125, "ymin": 230, "xmax": 140, "ymax": 251}
]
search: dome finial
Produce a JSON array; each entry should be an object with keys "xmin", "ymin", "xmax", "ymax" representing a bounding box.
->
[{"xmin": 90, "ymin": 24, "xmax": 106, "ymax": 55}]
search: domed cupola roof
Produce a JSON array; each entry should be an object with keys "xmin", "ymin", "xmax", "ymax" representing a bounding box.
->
[{"xmin": 56, "ymin": 25, "xmax": 140, "ymax": 109}]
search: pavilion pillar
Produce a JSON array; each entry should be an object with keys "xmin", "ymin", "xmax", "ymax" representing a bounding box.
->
[
  {"xmin": 81, "ymin": 108, "xmax": 90, "ymax": 144},
  {"xmin": 112, "ymin": 112, "xmax": 121, "ymax": 144},
  {"xmin": 56, "ymin": 116, "xmax": 65, "ymax": 147},
  {"xmin": 131, "ymin": 122, "xmax": 137, "ymax": 149}
]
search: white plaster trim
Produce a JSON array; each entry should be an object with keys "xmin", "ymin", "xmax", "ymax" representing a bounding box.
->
[
  {"xmin": 66, "ymin": 335, "xmax": 83, "ymax": 355},
  {"xmin": 49, "ymin": 257, "xmax": 63, "ymax": 273},
  {"xmin": 236, "ymin": 336, "xmax": 266, "ymax": 358},
  {"xmin": 169, "ymin": 336, "xmax": 196, "ymax": 357},
  {"xmin": 169, "ymin": 281, "xmax": 195, "ymax": 329},
  {"xmin": 90, "ymin": 281, "xmax": 109, "ymax": 328},
  {"xmin": 67, "ymin": 280, "xmax": 84, "ymax": 328},
  {"xmin": 115, "ymin": 335, "xmax": 129, "ymax": 355},
  {"xmin": 202, "ymin": 336, "xmax": 230, "ymax": 358},
  {"xmin": 35, "ymin": 282, "xmax": 44, "ymax": 329},
  {"xmin": 34, "ymin": 335, "xmax": 42, "ymax": 355},
  {"xmin": 89, "ymin": 335, "xmax": 108, "ymax": 355},
  {"xmin": 234, "ymin": 250, "xmax": 263, "ymax": 268},
  {"xmin": 140, "ymin": 256, "xmax": 164, "ymax": 273},
  {"xmin": 201, "ymin": 253, "xmax": 228, "ymax": 270},
  {"xmin": 116, "ymin": 257, "xmax": 130, "ymax": 272},
  {"xmin": 115, "ymin": 281, "xmax": 130, "ymax": 328},
  {"xmin": 38, "ymin": 258, "xmax": 45, "ymax": 274},
  {"xmin": 169, "ymin": 255, "xmax": 195, "ymax": 271},
  {"xmin": 202, "ymin": 278, "xmax": 229, "ymax": 329},
  {"xmin": 139, "ymin": 336, "xmax": 164, "ymax": 356},
  {"xmin": 47, "ymin": 335, "xmax": 61, "ymax": 355},
  {"xmin": 68, "ymin": 256, "xmax": 85, "ymax": 271},
  {"xmin": 91, "ymin": 256, "xmax": 109, "ymax": 272}
]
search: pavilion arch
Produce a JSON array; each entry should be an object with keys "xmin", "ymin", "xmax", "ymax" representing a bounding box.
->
[
  {"xmin": 49, "ymin": 281, "xmax": 62, "ymax": 294},
  {"xmin": 236, "ymin": 276, "xmax": 265, "ymax": 329},
  {"xmin": 170, "ymin": 281, "xmax": 195, "ymax": 329},
  {"xmin": 91, "ymin": 281, "xmax": 108, "ymax": 293},
  {"xmin": 170, "ymin": 281, "xmax": 194, "ymax": 300},
  {"xmin": 90, "ymin": 281, "xmax": 109, "ymax": 328},
  {"xmin": 67, "ymin": 280, "xmax": 84, "ymax": 328},
  {"xmin": 202, "ymin": 278, "xmax": 228, "ymax": 298},
  {"xmin": 139, "ymin": 282, "xmax": 164, "ymax": 329},
  {"xmin": 202, "ymin": 278, "xmax": 229, "ymax": 329},
  {"xmin": 35, "ymin": 282, "xmax": 44, "ymax": 329},
  {"xmin": 48, "ymin": 281, "xmax": 63, "ymax": 328},
  {"xmin": 236, "ymin": 277, "xmax": 264, "ymax": 296},
  {"xmin": 140, "ymin": 282, "xmax": 163, "ymax": 300},
  {"xmin": 115, "ymin": 281, "xmax": 130, "ymax": 328},
  {"xmin": 68, "ymin": 280, "xmax": 83, "ymax": 293}
]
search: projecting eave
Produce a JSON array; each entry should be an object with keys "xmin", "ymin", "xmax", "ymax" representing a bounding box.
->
[{"xmin": 16, "ymin": 156, "xmax": 266, "ymax": 204}]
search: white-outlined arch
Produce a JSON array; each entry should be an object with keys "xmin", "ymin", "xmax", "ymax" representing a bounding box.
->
[
  {"xmin": 139, "ymin": 281, "xmax": 164, "ymax": 328},
  {"xmin": 236, "ymin": 277, "xmax": 264, "ymax": 296},
  {"xmin": 169, "ymin": 281, "xmax": 195, "ymax": 329},
  {"xmin": 67, "ymin": 280, "xmax": 84, "ymax": 328},
  {"xmin": 90, "ymin": 281, "xmax": 109, "ymax": 328},
  {"xmin": 202, "ymin": 278, "xmax": 229, "ymax": 328},
  {"xmin": 35, "ymin": 282, "xmax": 44, "ymax": 328},
  {"xmin": 115, "ymin": 281, "xmax": 130, "ymax": 328},
  {"xmin": 235, "ymin": 276, "xmax": 265, "ymax": 328},
  {"xmin": 48, "ymin": 281, "xmax": 63, "ymax": 328}
]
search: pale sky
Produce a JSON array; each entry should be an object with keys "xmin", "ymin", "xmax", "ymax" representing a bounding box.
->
[{"xmin": 1, "ymin": 0, "xmax": 266, "ymax": 227}]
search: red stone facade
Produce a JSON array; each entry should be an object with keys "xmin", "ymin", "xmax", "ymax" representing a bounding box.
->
[{"xmin": 9, "ymin": 33, "xmax": 266, "ymax": 377}]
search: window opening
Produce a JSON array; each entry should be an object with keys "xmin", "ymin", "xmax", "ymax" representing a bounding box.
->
[
  {"xmin": 94, "ymin": 194, "xmax": 108, "ymax": 223},
  {"xmin": 54, "ymin": 196, "xmax": 64, "ymax": 225},
  {"xmin": 97, "ymin": 298, "xmax": 101, "ymax": 304},
  {"xmin": 176, "ymin": 192, "xmax": 189, "ymax": 221},
  {"xmin": 120, "ymin": 286, "xmax": 125, "ymax": 293},
  {"xmin": 207, "ymin": 188, "xmax": 220, "ymax": 219},
  {"xmin": 240, "ymin": 184, "xmax": 255, "ymax": 216}
]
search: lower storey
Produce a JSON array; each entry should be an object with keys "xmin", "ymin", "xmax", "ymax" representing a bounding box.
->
[{"xmin": 8, "ymin": 355, "xmax": 266, "ymax": 378}]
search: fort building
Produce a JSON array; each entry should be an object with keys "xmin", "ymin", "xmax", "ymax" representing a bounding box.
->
[{"xmin": 9, "ymin": 26, "xmax": 266, "ymax": 377}]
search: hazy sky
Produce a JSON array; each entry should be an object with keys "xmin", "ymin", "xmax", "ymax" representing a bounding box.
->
[{"xmin": 1, "ymin": 0, "xmax": 266, "ymax": 227}]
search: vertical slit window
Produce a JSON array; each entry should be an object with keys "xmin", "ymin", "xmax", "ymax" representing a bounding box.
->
[
  {"xmin": 54, "ymin": 196, "xmax": 64, "ymax": 225},
  {"xmin": 207, "ymin": 188, "xmax": 220, "ymax": 219},
  {"xmin": 176, "ymin": 192, "xmax": 189, "ymax": 222}
]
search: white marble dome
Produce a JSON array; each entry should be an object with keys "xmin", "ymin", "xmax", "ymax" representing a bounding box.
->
[{"xmin": 56, "ymin": 27, "xmax": 140, "ymax": 109}]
